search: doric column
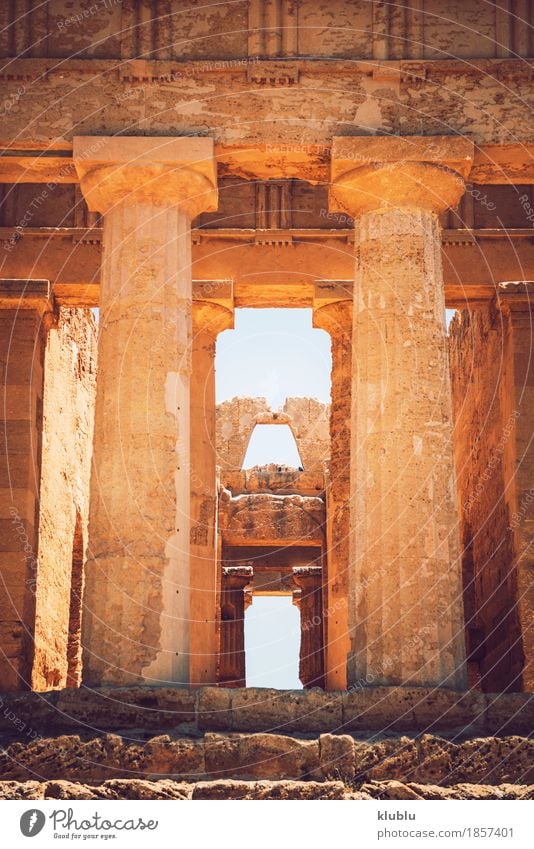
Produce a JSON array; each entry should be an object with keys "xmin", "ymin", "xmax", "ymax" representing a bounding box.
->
[
  {"xmin": 0, "ymin": 282, "xmax": 54, "ymax": 690},
  {"xmin": 293, "ymin": 566, "xmax": 325, "ymax": 688},
  {"xmin": 498, "ymin": 283, "xmax": 534, "ymax": 690},
  {"xmin": 190, "ymin": 297, "xmax": 233, "ymax": 686},
  {"xmin": 74, "ymin": 136, "xmax": 217, "ymax": 686},
  {"xmin": 219, "ymin": 564, "xmax": 252, "ymax": 687},
  {"xmin": 330, "ymin": 137, "xmax": 473, "ymax": 690},
  {"xmin": 313, "ymin": 297, "xmax": 352, "ymax": 690}
]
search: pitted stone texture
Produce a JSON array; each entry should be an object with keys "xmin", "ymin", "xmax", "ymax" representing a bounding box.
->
[
  {"xmin": 313, "ymin": 301, "xmax": 352, "ymax": 691},
  {"xmin": 219, "ymin": 492, "xmax": 326, "ymax": 546},
  {"xmin": 0, "ymin": 687, "xmax": 532, "ymax": 738},
  {"xmin": 346, "ymin": 207, "xmax": 466, "ymax": 689},
  {"xmin": 0, "ymin": 732, "xmax": 532, "ymax": 788},
  {"xmin": 216, "ymin": 396, "xmax": 329, "ymax": 472},
  {"xmin": 82, "ymin": 200, "xmax": 195, "ymax": 687},
  {"xmin": 191, "ymin": 779, "xmax": 345, "ymax": 800},
  {"xmin": 1, "ymin": 779, "xmax": 532, "ymax": 801},
  {"xmin": 230, "ymin": 688, "xmax": 343, "ymax": 733}
]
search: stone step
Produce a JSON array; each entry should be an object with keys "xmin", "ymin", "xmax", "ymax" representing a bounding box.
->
[
  {"xmin": 1, "ymin": 730, "xmax": 532, "ymax": 786},
  {"xmin": 1, "ymin": 686, "xmax": 532, "ymax": 738},
  {"xmin": 0, "ymin": 778, "xmax": 532, "ymax": 801}
]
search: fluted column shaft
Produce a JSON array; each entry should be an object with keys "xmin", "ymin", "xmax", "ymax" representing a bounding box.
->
[
  {"xmin": 350, "ymin": 208, "xmax": 466, "ymax": 688},
  {"xmin": 219, "ymin": 565, "xmax": 252, "ymax": 687},
  {"xmin": 329, "ymin": 136, "xmax": 473, "ymax": 690},
  {"xmin": 313, "ymin": 301, "xmax": 352, "ymax": 690},
  {"xmin": 293, "ymin": 566, "xmax": 325, "ymax": 688},
  {"xmin": 84, "ymin": 202, "xmax": 193, "ymax": 684},
  {"xmin": 190, "ymin": 302, "xmax": 233, "ymax": 686}
]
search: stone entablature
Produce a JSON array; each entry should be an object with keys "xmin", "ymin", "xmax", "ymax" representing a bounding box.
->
[
  {"xmin": 221, "ymin": 466, "xmax": 324, "ymax": 497},
  {"xmin": 0, "ymin": 2, "xmax": 532, "ymax": 63},
  {"xmin": 218, "ymin": 491, "xmax": 326, "ymax": 548}
]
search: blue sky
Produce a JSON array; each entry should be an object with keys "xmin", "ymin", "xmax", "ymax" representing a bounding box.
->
[{"xmin": 216, "ymin": 308, "xmax": 330, "ymax": 686}]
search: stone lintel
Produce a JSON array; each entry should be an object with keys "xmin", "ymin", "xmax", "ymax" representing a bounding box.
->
[
  {"xmin": 312, "ymin": 280, "xmax": 353, "ymax": 309},
  {"xmin": 2, "ymin": 140, "xmax": 534, "ymax": 185},
  {"xmin": 192, "ymin": 279, "xmax": 235, "ymax": 333},
  {"xmin": 0, "ymin": 278, "xmax": 56, "ymax": 317},
  {"xmin": 222, "ymin": 565, "xmax": 254, "ymax": 587},
  {"xmin": 73, "ymin": 136, "xmax": 218, "ymax": 216},
  {"xmin": 497, "ymin": 280, "xmax": 534, "ymax": 312},
  {"xmin": 330, "ymin": 135, "xmax": 474, "ymax": 216},
  {"xmin": 293, "ymin": 565, "xmax": 322, "ymax": 584}
]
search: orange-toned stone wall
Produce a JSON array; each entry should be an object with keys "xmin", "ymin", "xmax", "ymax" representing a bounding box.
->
[
  {"xmin": 32, "ymin": 308, "xmax": 96, "ymax": 691},
  {"xmin": 0, "ymin": 310, "xmax": 47, "ymax": 690},
  {"xmin": 449, "ymin": 304, "xmax": 524, "ymax": 691}
]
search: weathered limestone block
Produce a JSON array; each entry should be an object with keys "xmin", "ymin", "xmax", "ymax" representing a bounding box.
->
[
  {"xmin": 219, "ymin": 492, "xmax": 326, "ymax": 546},
  {"xmin": 197, "ymin": 686, "xmax": 233, "ymax": 730},
  {"xmin": 191, "ymin": 780, "xmax": 345, "ymax": 800},
  {"xmin": 204, "ymin": 732, "xmax": 320, "ymax": 780},
  {"xmin": 319, "ymin": 733, "xmax": 356, "ymax": 781},
  {"xmin": 230, "ymin": 687, "xmax": 343, "ymax": 732},
  {"xmin": 222, "ymin": 466, "xmax": 324, "ymax": 497}
]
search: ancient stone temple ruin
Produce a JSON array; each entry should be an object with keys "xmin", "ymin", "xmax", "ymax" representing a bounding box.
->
[{"xmin": 0, "ymin": 0, "xmax": 533, "ymax": 800}]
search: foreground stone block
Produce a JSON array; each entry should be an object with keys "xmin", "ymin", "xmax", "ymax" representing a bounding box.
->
[
  {"xmin": 55, "ymin": 686, "xmax": 197, "ymax": 732},
  {"xmin": 191, "ymin": 779, "xmax": 344, "ymax": 800},
  {"xmin": 197, "ymin": 687, "xmax": 233, "ymax": 731},
  {"xmin": 231, "ymin": 688, "xmax": 343, "ymax": 732},
  {"xmin": 319, "ymin": 734, "xmax": 355, "ymax": 781},
  {"xmin": 342, "ymin": 687, "xmax": 418, "ymax": 732}
]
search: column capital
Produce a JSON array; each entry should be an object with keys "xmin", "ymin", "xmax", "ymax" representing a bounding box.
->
[
  {"xmin": 292, "ymin": 565, "xmax": 322, "ymax": 589},
  {"xmin": 222, "ymin": 564, "xmax": 253, "ymax": 589},
  {"xmin": 497, "ymin": 281, "xmax": 534, "ymax": 325},
  {"xmin": 313, "ymin": 299, "xmax": 352, "ymax": 335},
  {"xmin": 329, "ymin": 136, "xmax": 474, "ymax": 217},
  {"xmin": 192, "ymin": 279, "xmax": 234, "ymax": 335},
  {"xmin": 73, "ymin": 136, "xmax": 218, "ymax": 217},
  {"xmin": 193, "ymin": 301, "xmax": 234, "ymax": 336}
]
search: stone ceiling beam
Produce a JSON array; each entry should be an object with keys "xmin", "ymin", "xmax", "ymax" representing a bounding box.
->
[{"xmin": 1, "ymin": 141, "xmax": 534, "ymax": 185}]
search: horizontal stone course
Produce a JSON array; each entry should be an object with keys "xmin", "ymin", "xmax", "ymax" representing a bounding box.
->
[
  {"xmin": 0, "ymin": 731, "xmax": 532, "ymax": 786},
  {"xmin": 0, "ymin": 686, "xmax": 532, "ymax": 737},
  {"xmin": 0, "ymin": 778, "xmax": 532, "ymax": 801}
]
